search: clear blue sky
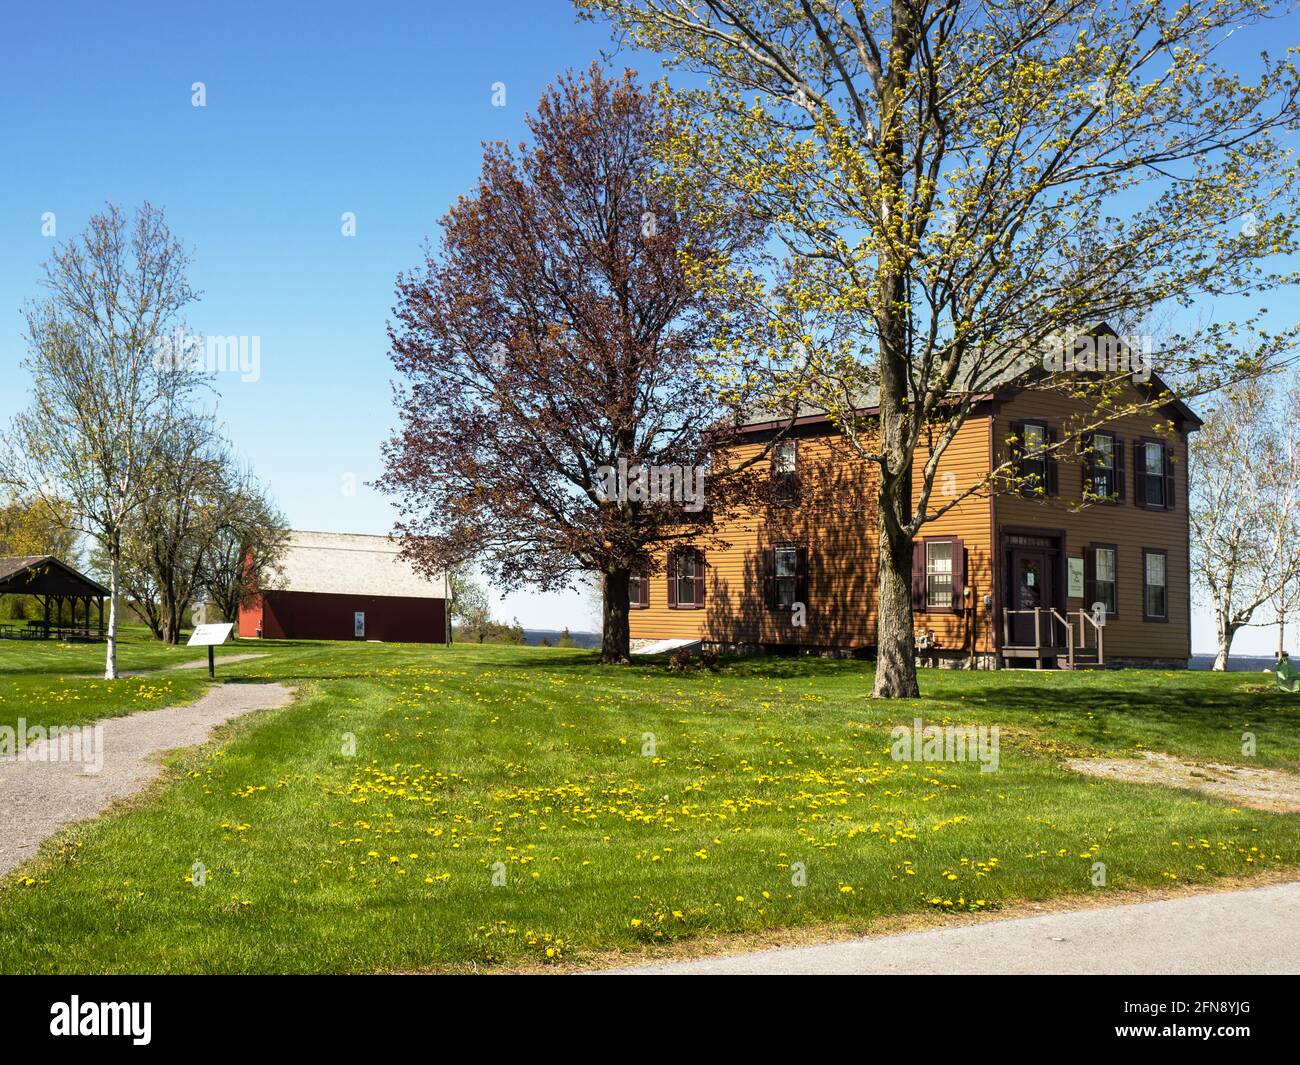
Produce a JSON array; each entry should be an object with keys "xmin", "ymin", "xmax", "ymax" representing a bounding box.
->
[{"xmin": 0, "ymin": 1, "xmax": 1292, "ymax": 652}]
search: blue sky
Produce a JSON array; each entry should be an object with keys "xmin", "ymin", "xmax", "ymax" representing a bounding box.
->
[{"xmin": 0, "ymin": 1, "xmax": 1292, "ymax": 652}]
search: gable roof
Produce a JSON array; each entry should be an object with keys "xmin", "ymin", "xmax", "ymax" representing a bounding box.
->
[
  {"xmin": 267, "ymin": 532, "xmax": 447, "ymax": 599},
  {"xmin": 735, "ymin": 324, "xmax": 1203, "ymax": 434},
  {"xmin": 0, "ymin": 556, "xmax": 110, "ymax": 597}
]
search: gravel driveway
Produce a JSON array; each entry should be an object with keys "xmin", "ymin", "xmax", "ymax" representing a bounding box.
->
[{"xmin": 0, "ymin": 681, "xmax": 293, "ymax": 876}]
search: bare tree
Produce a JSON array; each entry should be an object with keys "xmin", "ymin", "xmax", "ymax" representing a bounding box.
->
[
  {"xmin": 0, "ymin": 204, "xmax": 202, "ymax": 677},
  {"xmin": 115, "ymin": 415, "xmax": 228, "ymax": 644},
  {"xmin": 202, "ymin": 467, "xmax": 289, "ymax": 634},
  {"xmin": 1190, "ymin": 376, "xmax": 1300, "ymax": 669}
]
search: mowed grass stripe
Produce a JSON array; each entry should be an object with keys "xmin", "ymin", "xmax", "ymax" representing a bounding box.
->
[{"xmin": 0, "ymin": 640, "xmax": 1296, "ymax": 972}]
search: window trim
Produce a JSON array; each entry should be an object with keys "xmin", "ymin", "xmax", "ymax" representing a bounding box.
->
[
  {"xmin": 1135, "ymin": 437, "xmax": 1175, "ymax": 511},
  {"xmin": 762, "ymin": 541, "xmax": 808, "ymax": 612},
  {"xmin": 666, "ymin": 548, "xmax": 705, "ymax": 611},
  {"xmin": 913, "ymin": 536, "xmax": 966, "ymax": 615},
  {"xmin": 1084, "ymin": 430, "xmax": 1125, "ymax": 505},
  {"xmin": 1012, "ymin": 420, "xmax": 1059, "ymax": 498},
  {"xmin": 1142, "ymin": 547, "xmax": 1169, "ymax": 623},
  {"xmin": 771, "ymin": 438, "xmax": 800, "ymax": 505},
  {"xmin": 1086, "ymin": 542, "xmax": 1120, "ymax": 619},
  {"xmin": 628, "ymin": 572, "xmax": 649, "ymax": 610}
]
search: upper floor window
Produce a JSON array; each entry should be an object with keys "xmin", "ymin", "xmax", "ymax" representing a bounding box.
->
[
  {"xmin": 1013, "ymin": 421, "xmax": 1058, "ymax": 497},
  {"xmin": 1143, "ymin": 549, "xmax": 1168, "ymax": 620},
  {"xmin": 1136, "ymin": 439, "xmax": 1175, "ymax": 510},
  {"xmin": 772, "ymin": 439, "xmax": 799, "ymax": 504},
  {"xmin": 1086, "ymin": 432, "xmax": 1124, "ymax": 502},
  {"xmin": 667, "ymin": 548, "xmax": 705, "ymax": 609},
  {"xmin": 773, "ymin": 439, "xmax": 797, "ymax": 474}
]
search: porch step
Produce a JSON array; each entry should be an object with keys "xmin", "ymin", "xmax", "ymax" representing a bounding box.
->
[{"xmin": 1058, "ymin": 658, "xmax": 1103, "ymax": 670}]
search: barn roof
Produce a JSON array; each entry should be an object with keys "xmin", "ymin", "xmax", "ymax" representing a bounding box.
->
[{"xmin": 267, "ymin": 532, "xmax": 447, "ymax": 599}]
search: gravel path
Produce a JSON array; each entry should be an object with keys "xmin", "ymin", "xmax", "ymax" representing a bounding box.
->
[
  {"xmin": 171, "ymin": 653, "xmax": 269, "ymax": 670},
  {"xmin": 0, "ymin": 681, "xmax": 293, "ymax": 876},
  {"xmin": 602, "ymin": 881, "xmax": 1300, "ymax": 975}
]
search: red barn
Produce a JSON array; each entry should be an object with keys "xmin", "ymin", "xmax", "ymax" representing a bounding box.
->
[{"xmin": 238, "ymin": 531, "xmax": 447, "ymax": 643}]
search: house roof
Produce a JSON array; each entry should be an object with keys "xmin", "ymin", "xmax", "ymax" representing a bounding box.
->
[
  {"xmin": 0, "ymin": 555, "xmax": 110, "ymax": 597},
  {"xmin": 735, "ymin": 325, "xmax": 1203, "ymax": 433},
  {"xmin": 267, "ymin": 531, "xmax": 447, "ymax": 599}
]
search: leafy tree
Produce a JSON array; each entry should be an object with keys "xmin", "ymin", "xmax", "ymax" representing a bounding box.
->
[
  {"xmin": 0, "ymin": 495, "xmax": 78, "ymax": 560},
  {"xmin": 379, "ymin": 65, "xmax": 765, "ymax": 665},
  {"xmin": 579, "ymin": 0, "xmax": 1300, "ymax": 695},
  {"xmin": 0, "ymin": 203, "xmax": 202, "ymax": 677},
  {"xmin": 446, "ymin": 563, "xmax": 491, "ymax": 643}
]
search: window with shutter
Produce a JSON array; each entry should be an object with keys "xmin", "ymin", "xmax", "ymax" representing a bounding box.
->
[
  {"xmin": 918, "ymin": 538, "xmax": 965, "ymax": 614},
  {"xmin": 1015, "ymin": 422, "xmax": 1052, "ymax": 497},
  {"xmin": 1140, "ymin": 440, "xmax": 1168, "ymax": 508},
  {"xmin": 629, "ymin": 573, "xmax": 649, "ymax": 609},
  {"xmin": 1086, "ymin": 432, "xmax": 1119, "ymax": 502},
  {"xmin": 1143, "ymin": 549, "xmax": 1168, "ymax": 620}
]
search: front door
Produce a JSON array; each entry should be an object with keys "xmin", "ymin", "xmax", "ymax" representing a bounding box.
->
[{"xmin": 1009, "ymin": 548, "xmax": 1054, "ymax": 645}]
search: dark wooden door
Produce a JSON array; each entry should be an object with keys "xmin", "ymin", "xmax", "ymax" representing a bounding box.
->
[{"xmin": 1009, "ymin": 548, "xmax": 1055, "ymax": 645}]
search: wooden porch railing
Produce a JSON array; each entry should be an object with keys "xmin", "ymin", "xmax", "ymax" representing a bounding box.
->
[{"xmin": 1002, "ymin": 608, "xmax": 1105, "ymax": 668}]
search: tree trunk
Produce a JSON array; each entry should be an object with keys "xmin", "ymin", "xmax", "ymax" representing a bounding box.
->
[
  {"xmin": 601, "ymin": 568, "xmax": 631, "ymax": 664},
  {"xmin": 1212, "ymin": 622, "xmax": 1239, "ymax": 671},
  {"xmin": 874, "ymin": 481, "xmax": 920, "ymax": 698},
  {"xmin": 105, "ymin": 537, "xmax": 120, "ymax": 680}
]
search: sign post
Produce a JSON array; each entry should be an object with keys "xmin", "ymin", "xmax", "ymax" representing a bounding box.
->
[{"xmin": 187, "ymin": 623, "xmax": 235, "ymax": 678}]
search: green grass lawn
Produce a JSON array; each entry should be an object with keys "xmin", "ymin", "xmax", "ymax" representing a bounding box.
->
[{"xmin": 0, "ymin": 636, "xmax": 1297, "ymax": 973}]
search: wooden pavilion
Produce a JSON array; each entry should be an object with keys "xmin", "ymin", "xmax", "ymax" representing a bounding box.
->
[{"xmin": 0, "ymin": 556, "xmax": 108, "ymax": 641}]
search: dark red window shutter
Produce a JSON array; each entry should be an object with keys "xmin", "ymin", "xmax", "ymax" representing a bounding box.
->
[
  {"xmin": 911, "ymin": 540, "xmax": 927, "ymax": 611},
  {"xmin": 1163, "ymin": 444, "xmax": 1175, "ymax": 509},
  {"xmin": 951, "ymin": 537, "xmax": 966, "ymax": 614},
  {"xmin": 1113, "ymin": 435, "xmax": 1126, "ymax": 501},
  {"xmin": 666, "ymin": 550, "xmax": 678, "ymax": 608},
  {"xmin": 1044, "ymin": 427, "xmax": 1059, "ymax": 496},
  {"xmin": 692, "ymin": 549, "xmax": 705, "ymax": 609},
  {"xmin": 1084, "ymin": 548, "xmax": 1097, "ymax": 607},
  {"xmin": 638, "ymin": 572, "xmax": 649, "ymax": 607},
  {"xmin": 1132, "ymin": 440, "xmax": 1147, "ymax": 509},
  {"xmin": 1010, "ymin": 420, "xmax": 1025, "ymax": 484},
  {"xmin": 795, "ymin": 546, "xmax": 809, "ymax": 608},
  {"xmin": 762, "ymin": 547, "xmax": 776, "ymax": 609}
]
